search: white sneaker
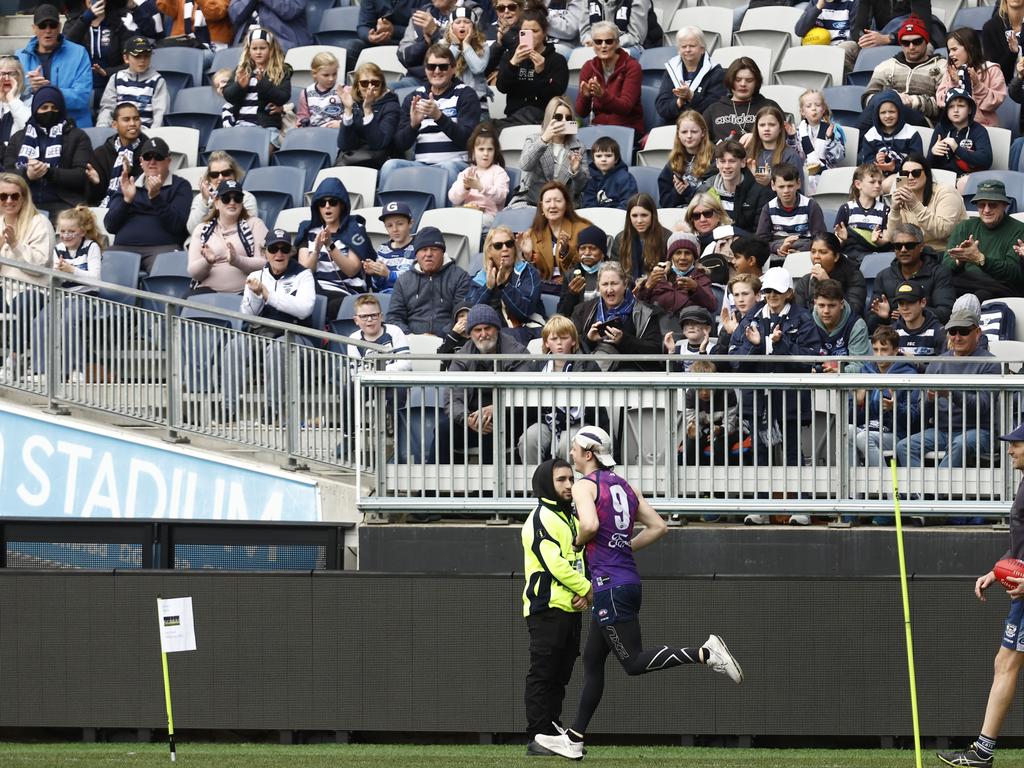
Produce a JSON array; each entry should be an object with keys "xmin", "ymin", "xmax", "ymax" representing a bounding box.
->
[
  {"xmin": 532, "ymin": 729, "xmax": 584, "ymax": 761},
  {"xmin": 788, "ymin": 514, "xmax": 811, "ymax": 526},
  {"xmin": 703, "ymin": 634, "xmax": 743, "ymax": 684},
  {"xmin": 743, "ymin": 514, "xmax": 770, "ymax": 525}
]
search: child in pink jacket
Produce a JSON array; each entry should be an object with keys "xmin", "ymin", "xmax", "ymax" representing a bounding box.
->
[{"xmin": 448, "ymin": 124, "xmax": 510, "ymax": 227}]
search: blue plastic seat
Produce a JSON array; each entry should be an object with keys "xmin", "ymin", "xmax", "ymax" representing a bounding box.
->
[
  {"xmin": 83, "ymin": 126, "xmax": 115, "ymax": 150},
  {"xmin": 951, "ymin": 5, "xmax": 995, "ymax": 30},
  {"xmin": 208, "ymin": 47, "xmax": 244, "ymax": 77},
  {"xmin": 203, "ymin": 127, "xmax": 272, "ymax": 172},
  {"xmin": 306, "ymin": 0, "xmax": 339, "ymax": 37},
  {"xmin": 99, "ymin": 250, "xmax": 142, "ymax": 306},
  {"xmin": 173, "ymin": 86, "xmax": 225, "ymax": 114},
  {"xmin": 315, "ymin": 6, "xmax": 360, "ymax": 47},
  {"xmin": 629, "ymin": 166, "xmax": 660, "ymax": 201},
  {"xmin": 380, "ymin": 164, "xmax": 449, "ymax": 210},
  {"xmin": 962, "ymin": 171, "xmax": 1024, "ymax": 213},
  {"xmin": 996, "ymin": 96, "xmax": 1020, "ymax": 140},
  {"xmin": 577, "ymin": 125, "xmax": 636, "ymax": 165},
  {"xmin": 152, "ymin": 47, "xmax": 204, "ymax": 92},
  {"xmin": 492, "ymin": 206, "xmax": 537, "ymax": 233},
  {"xmin": 848, "ymin": 46, "xmax": 899, "ymax": 87},
  {"xmin": 859, "ymin": 251, "xmax": 894, "ymax": 282},
  {"xmin": 164, "ymin": 112, "xmax": 220, "ymax": 148},
  {"xmin": 541, "ymin": 293, "xmax": 558, "ymax": 319},
  {"xmin": 638, "ymin": 46, "xmax": 674, "ymax": 90},
  {"xmin": 822, "ymin": 85, "xmax": 866, "ymax": 128},
  {"xmin": 274, "ymin": 127, "xmax": 340, "ymax": 191},
  {"xmin": 182, "ymin": 292, "xmax": 244, "ymax": 330},
  {"xmin": 141, "ymin": 251, "xmax": 191, "ymax": 313},
  {"xmin": 244, "ymin": 166, "xmax": 307, "ymax": 227},
  {"xmin": 640, "ymin": 84, "xmax": 661, "ymax": 135}
]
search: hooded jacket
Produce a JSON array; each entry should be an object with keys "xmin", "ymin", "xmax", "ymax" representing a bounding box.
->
[
  {"xmin": 893, "ymin": 307, "xmax": 947, "ymax": 357},
  {"xmin": 655, "ymin": 54, "xmax": 726, "ymax": 124},
  {"xmin": 927, "ymin": 88, "xmax": 993, "ymax": 176},
  {"xmin": 337, "ymin": 89, "xmax": 402, "ymax": 158},
  {"xmin": 863, "ymin": 52, "xmax": 944, "ymax": 122},
  {"xmin": 228, "ymin": 0, "xmax": 313, "ymax": 52},
  {"xmin": 582, "ymin": 156, "xmax": 638, "ymax": 209},
  {"xmin": 811, "ymin": 299, "xmax": 870, "ymax": 372},
  {"xmin": 2, "ymin": 87, "xmax": 92, "ymax": 210},
  {"xmin": 496, "ymin": 42, "xmax": 570, "ymax": 119},
  {"xmin": 867, "ymin": 251, "xmax": 956, "ymax": 329},
  {"xmin": 521, "ymin": 458, "xmax": 591, "ymax": 618},
  {"xmin": 793, "ymin": 253, "xmax": 868, "ymax": 317},
  {"xmin": 858, "ymin": 89, "xmax": 924, "ymax": 167},
  {"xmin": 17, "ymin": 35, "xmax": 94, "ymax": 128},
  {"xmin": 386, "ymin": 254, "xmax": 472, "ymax": 336},
  {"xmin": 297, "ymin": 178, "xmax": 375, "ymax": 295},
  {"xmin": 574, "ymin": 48, "xmax": 644, "ymax": 135}
]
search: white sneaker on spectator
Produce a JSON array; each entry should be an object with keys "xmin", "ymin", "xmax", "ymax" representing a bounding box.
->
[
  {"xmin": 702, "ymin": 634, "xmax": 743, "ymax": 683},
  {"xmin": 743, "ymin": 514, "xmax": 770, "ymax": 525},
  {"xmin": 533, "ymin": 726, "xmax": 583, "ymax": 761},
  {"xmin": 788, "ymin": 514, "xmax": 811, "ymax": 525}
]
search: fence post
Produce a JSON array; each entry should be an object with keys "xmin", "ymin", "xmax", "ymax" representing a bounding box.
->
[
  {"xmin": 163, "ymin": 302, "xmax": 187, "ymax": 444},
  {"xmin": 282, "ymin": 329, "xmax": 308, "ymax": 472},
  {"xmin": 44, "ymin": 274, "xmax": 68, "ymax": 415}
]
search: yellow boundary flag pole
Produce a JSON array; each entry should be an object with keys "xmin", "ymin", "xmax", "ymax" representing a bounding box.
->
[
  {"xmin": 891, "ymin": 459, "xmax": 923, "ymax": 768},
  {"xmin": 158, "ymin": 597, "xmax": 177, "ymax": 763}
]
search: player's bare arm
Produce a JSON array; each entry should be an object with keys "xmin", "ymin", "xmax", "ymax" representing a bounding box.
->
[
  {"xmin": 572, "ymin": 479, "xmax": 599, "ymax": 546},
  {"xmin": 630, "ymin": 492, "xmax": 667, "ymax": 552}
]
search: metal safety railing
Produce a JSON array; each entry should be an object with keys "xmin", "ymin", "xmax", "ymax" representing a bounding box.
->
[
  {"xmin": 357, "ymin": 364, "xmax": 1024, "ymax": 519},
  {"xmin": 0, "ymin": 259, "xmax": 383, "ymax": 472}
]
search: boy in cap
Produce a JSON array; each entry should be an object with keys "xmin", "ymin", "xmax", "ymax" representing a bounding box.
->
[
  {"xmin": 889, "ymin": 281, "xmax": 946, "ymax": 358},
  {"xmin": 97, "ymin": 36, "xmax": 169, "ymax": 129},
  {"xmin": 557, "ymin": 224, "xmax": 607, "ymax": 318},
  {"xmin": 367, "ymin": 200, "xmax": 417, "ymax": 293},
  {"xmin": 665, "ymin": 305, "xmax": 714, "ymax": 371},
  {"xmin": 928, "ymin": 86, "xmax": 992, "ymax": 182}
]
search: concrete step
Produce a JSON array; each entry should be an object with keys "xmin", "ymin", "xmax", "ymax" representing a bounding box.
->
[
  {"xmin": 0, "ymin": 14, "xmax": 39, "ymax": 36},
  {"xmin": 0, "ymin": 35, "xmax": 29, "ymax": 55}
]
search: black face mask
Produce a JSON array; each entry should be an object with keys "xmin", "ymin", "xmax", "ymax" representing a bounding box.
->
[{"xmin": 35, "ymin": 111, "xmax": 60, "ymax": 129}]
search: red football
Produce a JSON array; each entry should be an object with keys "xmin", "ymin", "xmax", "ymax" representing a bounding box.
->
[{"xmin": 994, "ymin": 558, "xmax": 1024, "ymax": 590}]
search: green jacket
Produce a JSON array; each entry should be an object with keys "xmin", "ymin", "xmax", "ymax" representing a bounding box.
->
[
  {"xmin": 942, "ymin": 216, "xmax": 1024, "ymax": 294},
  {"xmin": 521, "ymin": 503, "xmax": 590, "ymax": 617}
]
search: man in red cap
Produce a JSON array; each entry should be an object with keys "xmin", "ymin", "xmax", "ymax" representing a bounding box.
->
[{"xmin": 861, "ymin": 15, "xmax": 943, "ymax": 128}]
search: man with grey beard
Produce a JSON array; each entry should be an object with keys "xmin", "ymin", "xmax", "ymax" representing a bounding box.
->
[{"xmin": 442, "ymin": 303, "xmax": 537, "ymax": 462}]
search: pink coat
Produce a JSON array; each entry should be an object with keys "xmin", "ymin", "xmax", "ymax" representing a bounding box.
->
[
  {"xmin": 936, "ymin": 62, "xmax": 1007, "ymax": 128},
  {"xmin": 447, "ymin": 163, "xmax": 511, "ymax": 218}
]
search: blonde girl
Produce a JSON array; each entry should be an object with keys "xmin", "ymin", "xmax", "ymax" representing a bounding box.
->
[
  {"xmin": 0, "ymin": 55, "xmax": 28, "ymax": 147},
  {"xmin": 833, "ymin": 163, "xmax": 889, "ymax": 260},
  {"xmin": 296, "ymin": 51, "xmax": 343, "ymax": 128},
  {"xmin": 660, "ymin": 109, "xmax": 714, "ymax": 208},
  {"xmin": 445, "ymin": 6, "xmax": 488, "ymax": 103},
  {"xmin": 796, "ymin": 89, "xmax": 846, "ymax": 193},
  {"xmin": 222, "ymin": 27, "xmax": 292, "ymax": 134},
  {"xmin": 748, "ymin": 105, "xmax": 802, "ymax": 187},
  {"xmin": 54, "ymin": 206, "xmax": 104, "ymax": 288}
]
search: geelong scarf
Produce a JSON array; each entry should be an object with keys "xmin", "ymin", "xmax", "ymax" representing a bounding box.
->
[
  {"xmin": 200, "ymin": 216, "xmax": 257, "ymax": 260},
  {"xmin": 16, "ymin": 121, "xmax": 65, "ymax": 170},
  {"xmin": 104, "ymin": 136, "xmax": 143, "ymax": 206},
  {"xmin": 182, "ymin": 0, "xmax": 211, "ymax": 46}
]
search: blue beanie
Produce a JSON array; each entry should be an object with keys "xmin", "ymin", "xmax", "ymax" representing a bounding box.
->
[{"xmin": 466, "ymin": 303, "xmax": 502, "ymax": 331}]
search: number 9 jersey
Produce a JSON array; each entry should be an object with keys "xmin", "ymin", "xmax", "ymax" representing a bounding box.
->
[{"xmin": 584, "ymin": 469, "xmax": 642, "ymax": 592}]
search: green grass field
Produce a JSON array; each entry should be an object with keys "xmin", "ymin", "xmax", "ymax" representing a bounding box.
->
[{"xmin": 2, "ymin": 743, "xmax": 1022, "ymax": 767}]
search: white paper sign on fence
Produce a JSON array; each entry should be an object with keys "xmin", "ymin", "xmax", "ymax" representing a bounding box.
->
[{"xmin": 157, "ymin": 597, "xmax": 196, "ymax": 654}]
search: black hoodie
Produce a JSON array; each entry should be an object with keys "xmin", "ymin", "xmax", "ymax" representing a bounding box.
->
[{"xmin": 532, "ymin": 458, "xmax": 575, "ymax": 517}]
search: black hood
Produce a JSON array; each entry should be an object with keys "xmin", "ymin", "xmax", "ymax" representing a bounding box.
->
[{"xmin": 532, "ymin": 458, "xmax": 574, "ymax": 516}]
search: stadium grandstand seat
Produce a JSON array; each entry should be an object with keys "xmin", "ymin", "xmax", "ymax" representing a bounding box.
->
[
  {"xmin": 313, "ymin": 167, "xmax": 377, "ymax": 210},
  {"xmin": 637, "ymin": 124, "xmax": 674, "ymax": 168},
  {"xmin": 332, "ymin": 293, "xmax": 362, "ymax": 333},
  {"xmin": 379, "ymin": 166, "xmax": 448, "ymax": 222},
  {"xmin": 565, "ymin": 84, "xmax": 580, "ymax": 115},
  {"xmin": 838, "ymin": 126, "xmax": 859, "ymax": 167},
  {"xmin": 933, "ymin": 0, "xmax": 965, "ymax": 26},
  {"xmin": 849, "ymin": 46, "xmax": 899, "ymax": 87},
  {"xmin": 83, "ymin": 126, "xmax": 115, "ymax": 151},
  {"xmin": 859, "ymin": 251, "xmax": 895, "ymax": 282},
  {"xmin": 782, "ymin": 251, "xmax": 812, "ymax": 277},
  {"xmin": 951, "ymin": 5, "xmax": 995, "ymax": 30},
  {"xmin": 305, "ymin": 0, "xmax": 339, "ymax": 36},
  {"xmin": 989, "ymin": 127, "xmax": 1014, "ymax": 171},
  {"xmin": 578, "ymin": 125, "xmax": 635, "ymax": 164},
  {"xmin": 759, "ymin": 85, "xmax": 804, "ymax": 120},
  {"xmin": 641, "ymin": 85, "xmax": 661, "ymax": 134},
  {"xmin": 407, "ymin": 333, "xmax": 444, "ymax": 372},
  {"xmin": 930, "ymin": 168, "xmax": 957, "ymax": 188},
  {"xmin": 314, "ymin": 6, "xmax": 360, "ymax": 47},
  {"xmin": 489, "ymin": 88, "xmax": 507, "ymax": 120},
  {"xmin": 353, "ymin": 206, "xmax": 388, "ymax": 249},
  {"xmin": 505, "ymin": 167, "xmax": 521, "ymax": 203},
  {"xmin": 140, "ymin": 250, "xmax": 191, "ymax": 313},
  {"xmin": 175, "ymin": 166, "xmax": 207, "ymax": 194},
  {"xmin": 244, "ymin": 166, "xmax": 307, "ymax": 228},
  {"xmin": 540, "ymin": 292, "xmax": 558, "ymax": 319},
  {"xmin": 811, "ymin": 167, "xmax": 856, "ymax": 210},
  {"xmin": 208, "ymin": 46, "xmax": 244, "ymax": 76},
  {"xmin": 774, "ymin": 45, "xmax": 846, "ymax": 90},
  {"xmin": 630, "ymin": 165, "xmax": 661, "ymax": 200},
  {"xmin": 164, "ymin": 87, "xmax": 224, "ymax": 147},
  {"xmin": 733, "ymin": 7, "xmax": 803, "ymax": 70},
  {"xmin": 823, "ymin": 85, "xmax": 866, "ymax": 127},
  {"xmin": 577, "ymin": 207, "xmax": 626, "ymax": 239},
  {"xmin": 181, "ymin": 291, "xmax": 244, "ymax": 330},
  {"xmin": 492, "ymin": 206, "xmax": 536, "ymax": 234},
  {"xmin": 997, "ymin": 96, "xmax": 1021, "ymax": 140},
  {"xmin": 286, "ymin": 45, "xmax": 348, "ymax": 89},
  {"xmin": 499, "ymin": 124, "xmax": 542, "ymax": 168},
  {"xmin": 419, "ymin": 207, "xmax": 484, "ymax": 269},
  {"xmin": 152, "ymin": 46, "xmax": 205, "ymax": 98},
  {"xmin": 527, "ymin": 336, "xmax": 545, "ymax": 354},
  {"xmin": 273, "ymin": 127, "xmax": 340, "ymax": 191},
  {"xmin": 465, "ymin": 251, "xmax": 484, "ymax": 275},
  {"xmin": 910, "ymin": 125, "xmax": 934, "ymax": 153},
  {"xmin": 983, "ymin": 298, "xmax": 1024, "ymax": 342},
  {"xmin": 657, "ymin": 207, "xmax": 686, "ymax": 230},
  {"xmin": 963, "ymin": 171, "xmax": 1024, "ymax": 212},
  {"xmin": 567, "ymin": 47, "xmax": 597, "ymax": 88},
  {"xmin": 711, "ymin": 46, "xmax": 772, "ymax": 82},
  {"xmin": 820, "ymin": 208, "xmax": 837, "ymax": 232},
  {"xmin": 354, "ymin": 46, "xmax": 407, "ymax": 81},
  {"xmin": 99, "ymin": 251, "xmax": 143, "ymax": 304},
  {"xmin": 639, "ymin": 46, "xmax": 676, "ymax": 89},
  {"xmin": 274, "ymin": 207, "xmax": 310, "ymax": 237},
  {"xmin": 89, "ymin": 207, "xmax": 112, "ymax": 245},
  {"xmin": 987, "ymin": 339, "xmax": 1024, "ymax": 372},
  {"xmin": 202, "ymin": 127, "xmax": 272, "ymax": 172},
  {"xmin": 666, "ymin": 6, "xmax": 732, "ymax": 53},
  {"xmin": 147, "ymin": 126, "xmax": 199, "ymax": 170}
]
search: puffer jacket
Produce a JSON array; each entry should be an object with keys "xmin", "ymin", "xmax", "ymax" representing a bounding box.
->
[
  {"xmin": 863, "ymin": 52, "xmax": 944, "ymax": 122},
  {"xmin": 386, "ymin": 255, "xmax": 472, "ymax": 336}
]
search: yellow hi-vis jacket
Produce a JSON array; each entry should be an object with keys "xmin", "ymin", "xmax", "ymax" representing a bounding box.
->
[{"xmin": 522, "ymin": 500, "xmax": 591, "ymax": 617}]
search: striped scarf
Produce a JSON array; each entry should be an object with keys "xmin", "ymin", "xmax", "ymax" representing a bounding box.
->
[
  {"xmin": 182, "ymin": 0, "xmax": 211, "ymax": 46},
  {"xmin": 200, "ymin": 217, "xmax": 256, "ymax": 260},
  {"xmin": 17, "ymin": 121, "xmax": 65, "ymax": 170},
  {"xmin": 104, "ymin": 136, "xmax": 142, "ymax": 206}
]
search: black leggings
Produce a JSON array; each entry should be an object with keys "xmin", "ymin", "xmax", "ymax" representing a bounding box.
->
[{"xmin": 571, "ymin": 617, "xmax": 699, "ymax": 734}]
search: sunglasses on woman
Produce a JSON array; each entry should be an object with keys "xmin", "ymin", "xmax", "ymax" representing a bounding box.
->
[
  {"xmin": 898, "ymin": 168, "xmax": 924, "ymax": 179},
  {"xmin": 219, "ymin": 193, "xmax": 244, "ymax": 205},
  {"xmin": 491, "ymin": 239, "xmax": 515, "ymax": 250},
  {"xmin": 0, "ymin": 192, "xmax": 21, "ymax": 202},
  {"xmin": 691, "ymin": 210, "xmax": 717, "ymax": 220},
  {"xmin": 495, "ymin": 2, "xmax": 519, "ymax": 11},
  {"xmin": 208, "ymin": 169, "xmax": 234, "ymax": 179},
  {"xmin": 317, "ymin": 198, "xmax": 341, "ymax": 208},
  {"xmin": 358, "ymin": 79, "xmax": 382, "ymax": 88},
  {"xmin": 266, "ymin": 244, "xmax": 291, "ymax": 254}
]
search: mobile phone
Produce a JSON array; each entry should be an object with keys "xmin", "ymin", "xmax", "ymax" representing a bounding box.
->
[
  {"xmin": 519, "ymin": 28, "xmax": 535, "ymax": 49},
  {"xmin": 561, "ymin": 120, "xmax": 578, "ymax": 134},
  {"xmin": 894, "ymin": 175, "xmax": 908, "ymax": 191}
]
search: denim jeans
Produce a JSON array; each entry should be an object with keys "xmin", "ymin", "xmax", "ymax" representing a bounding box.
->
[{"xmin": 895, "ymin": 427, "xmax": 992, "ymax": 468}]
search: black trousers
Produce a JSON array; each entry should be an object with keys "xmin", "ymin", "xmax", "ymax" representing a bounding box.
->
[{"xmin": 525, "ymin": 608, "xmax": 582, "ymax": 739}]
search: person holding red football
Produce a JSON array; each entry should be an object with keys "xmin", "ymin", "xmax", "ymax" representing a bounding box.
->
[{"xmin": 938, "ymin": 425, "xmax": 1024, "ymax": 768}]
